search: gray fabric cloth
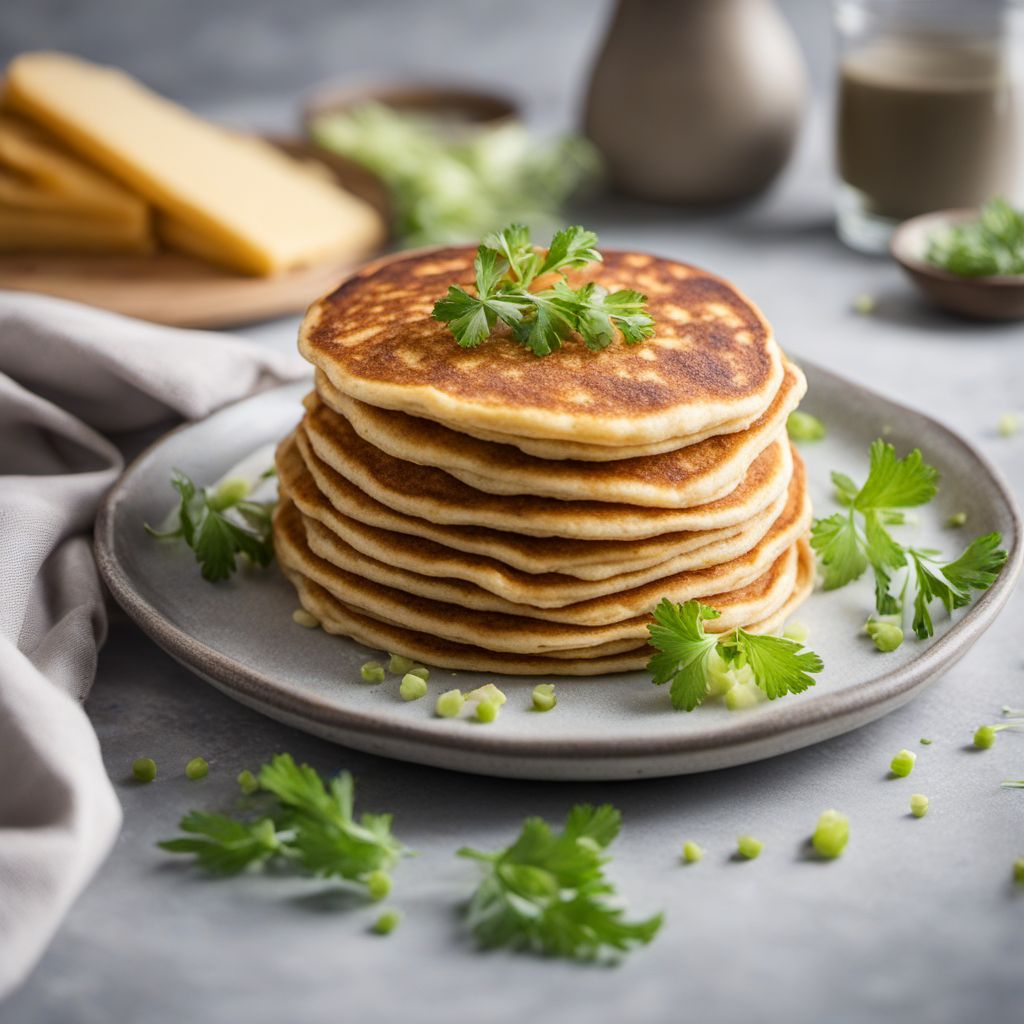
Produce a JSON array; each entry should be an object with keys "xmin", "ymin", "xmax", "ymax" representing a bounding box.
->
[{"xmin": 0, "ymin": 290, "xmax": 306, "ymax": 997}]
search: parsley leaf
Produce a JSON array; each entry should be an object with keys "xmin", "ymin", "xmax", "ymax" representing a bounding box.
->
[
  {"xmin": 717, "ymin": 629, "xmax": 824, "ymax": 700},
  {"xmin": 927, "ymin": 197, "xmax": 1024, "ymax": 278},
  {"xmin": 458, "ymin": 804, "xmax": 663, "ymax": 961},
  {"xmin": 646, "ymin": 599, "xmax": 823, "ymax": 710},
  {"xmin": 158, "ymin": 754, "xmax": 408, "ymax": 895},
  {"xmin": 432, "ymin": 224, "xmax": 654, "ymax": 355},
  {"xmin": 811, "ymin": 440, "xmax": 1007, "ymax": 639},
  {"xmin": 146, "ymin": 470, "xmax": 274, "ymax": 582}
]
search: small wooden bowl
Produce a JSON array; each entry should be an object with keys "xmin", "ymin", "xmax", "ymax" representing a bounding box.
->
[
  {"xmin": 302, "ymin": 81, "xmax": 519, "ymax": 139},
  {"xmin": 891, "ymin": 208, "xmax": 1024, "ymax": 321}
]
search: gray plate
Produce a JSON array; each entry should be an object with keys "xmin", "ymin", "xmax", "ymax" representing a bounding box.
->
[{"xmin": 95, "ymin": 362, "xmax": 1022, "ymax": 780}]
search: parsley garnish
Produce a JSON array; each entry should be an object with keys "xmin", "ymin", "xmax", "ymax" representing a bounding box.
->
[
  {"xmin": 145, "ymin": 470, "xmax": 274, "ymax": 582},
  {"xmin": 158, "ymin": 754, "xmax": 407, "ymax": 894},
  {"xmin": 646, "ymin": 599, "xmax": 823, "ymax": 711},
  {"xmin": 431, "ymin": 224, "xmax": 655, "ymax": 356},
  {"xmin": 926, "ymin": 197, "xmax": 1024, "ymax": 277},
  {"xmin": 810, "ymin": 440, "xmax": 1007, "ymax": 639},
  {"xmin": 457, "ymin": 804, "xmax": 662, "ymax": 961}
]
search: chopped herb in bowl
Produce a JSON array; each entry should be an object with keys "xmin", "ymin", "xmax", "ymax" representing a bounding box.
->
[{"xmin": 926, "ymin": 198, "xmax": 1024, "ymax": 278}]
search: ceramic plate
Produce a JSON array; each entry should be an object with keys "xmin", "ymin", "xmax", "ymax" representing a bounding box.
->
[{"xmin": 95, "ymin": 363, "xmax": 1022, "ymax": 780}]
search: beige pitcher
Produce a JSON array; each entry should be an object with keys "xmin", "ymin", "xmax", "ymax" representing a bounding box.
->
[{"xmin": 584, "ymin": 0, "xmax": 807, "ymax": 204}]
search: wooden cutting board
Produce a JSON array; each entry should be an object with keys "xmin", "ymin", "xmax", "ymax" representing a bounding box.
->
[{"xmin": 0, "ymin": 138, "xmax": 391, "ymax": 328}]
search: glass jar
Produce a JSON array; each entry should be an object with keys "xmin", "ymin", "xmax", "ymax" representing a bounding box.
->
[{"xmin": 834, "ymin": 0, "xmax": 1024, "ymax": 253}]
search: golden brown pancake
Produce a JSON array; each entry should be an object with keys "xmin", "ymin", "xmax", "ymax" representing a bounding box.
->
[
  {"xmin": 313, "ymin": 362, "xmax": 803, "ymax": 507},
  {"xmin": 301, "ymin": 396, "xmax": 798, "ymax": 540},
  {"xmin": 299, "ymin": 246, "xmax": 784, "ymax": 447},
  {"xmin": 274, "ymin": 462, "xmax": 809, "ymax": 635},
  {"xmin": 277, "ymin": 434, "xmax": 802, "ymax": 606},
  {"xmin": 279, "ymin": 539, "xmax": 815, "ymax": 676},
  {"xmin": 290, "ymin": 427, "xmax": 794, "ymax": 580}
]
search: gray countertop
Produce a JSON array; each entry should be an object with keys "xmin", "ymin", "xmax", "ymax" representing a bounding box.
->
[{"xmin": 5, "ymin": 3, "xmax": 1024, "ymax": 1021}]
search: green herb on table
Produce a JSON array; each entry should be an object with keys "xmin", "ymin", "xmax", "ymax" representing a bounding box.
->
[
  {"xmin": 682, "ymin": 841, "xmax": 703, "ymax": 864},
  {"xmin": 432, "ymin": 223, "xmax": 655, "ymax": 356},
  {"xmin": 926, "ymin": 197, "xmax": 1024, "ymax": 277},
  {"xmin": 646, "ymin": 599, "xmax": 823, "ymax": 712},
  {"xmin": 372, "ymin": 909, "xmax": 402, "ymax": 935},
  {"xmin": 457, "ymin": 804, "xmax": 662, "ymax": 961},
  {"xmin": 158, "ymin": 754, "xmax": 407, "ymax": 895},
  {"xmin": 890, "ymin": 749, "xmax": 916, "ymax": 777},
  {"xmin": 811, "ymin": 810, "xmax": 849, "ymax": 859},
  {"xmin": 132, "ymin": 757, "xmax": 157, "ymax": 783},
  {"xmin": 531, "ymin": 683, "xmax": 557, "ymax": 712},
  {"xmin": 310, "ymin": 103, "xmax": 600, "ymax": 248},
  {"xmin": 910, "ymin": 794, "xmax": 929, "ymax": 818},
  {"xmin": 810, "ymin": 440, "xmax": 1007, "ymax": 640},
  {"xmin": 787, "ymin": 411, "xmax": 826, "ymax": 442},
  {"xmin": 1015, "ymin": 859, "xmax": 1024, "ymax": 885},
  {"xmin": 185, "ymin": 757, "xmax": 209, "ymax": 780},
  {"xmin": 973, "ymin": 710, "xmax": 1024, "ymax": 750},
  {"xmin": 998, "ymin": 413, "xmax": 1020, "ymax": 438},
  {"xmin": 736, "ymin": 835, "xmax": 763, "ymax": 860},
  {"xmin": 146, "ymin": 470, "xmax": 274, "ymax": 582}
]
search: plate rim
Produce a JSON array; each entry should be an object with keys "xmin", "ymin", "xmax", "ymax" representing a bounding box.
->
[{"xmin": 94, "ymin": 361, "xmax": 1023, "ymax": 765}]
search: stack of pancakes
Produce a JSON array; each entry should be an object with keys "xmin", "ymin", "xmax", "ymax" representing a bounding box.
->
[{"xmin": 274, "ymin": 247, "xmax": 814, "ymax": 675}]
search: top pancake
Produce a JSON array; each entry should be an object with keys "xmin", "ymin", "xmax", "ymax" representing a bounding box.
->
[{"xmin": 299, "ymin": 246, "xmax": 784, "ymax": 448}]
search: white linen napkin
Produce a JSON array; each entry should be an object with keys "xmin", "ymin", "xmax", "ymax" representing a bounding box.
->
[{"xmin": 0, "ymin": 290, "xmax": 307, "ymax": 997}]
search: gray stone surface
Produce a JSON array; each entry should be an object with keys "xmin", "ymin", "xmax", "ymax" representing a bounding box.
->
[{"xmin": 3, "ymin": 2, "xmax": 1024, "ymax": 1022}]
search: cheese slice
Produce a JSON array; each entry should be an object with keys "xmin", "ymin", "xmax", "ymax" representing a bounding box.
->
[
  {"xmin": 0, "ymin": 113, "xmax": 149, "ymax": 226},
  {"xmin": 0, "ymin": 205, "xmax": 155, "ymax": 253},
  {"xmin": 4, "ymin": 52, "xmax": 385, "ymax": 275}
]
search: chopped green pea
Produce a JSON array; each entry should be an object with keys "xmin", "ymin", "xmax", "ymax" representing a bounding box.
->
[
  {"xmin": 910, "ymin": 794, "xmax": 929, "ymax": 818},
  {"xmin": 682, "ymin": 841, "xmax": 703, "ymax": 864},
  {"xmin": 783, "ymin": 621, "xmax": 809, "ymax": 643},
  {"xmin": 737, "ymin": 835, "xmax": 763, "ymax": 860},
  {"xmin": 185, "ymin": 757, "xmax": 209, "ymax": 780},
  {"xmin": 237, "ymin": 769, "xmax": 259, "ymax": 795},
  {"xmin": 853, "ymin": 293, "xmax": 876, "ymax": 315},
  {"xmin": 465, "ymin": 683, "xmax": 507, "ymax": 706},
  {"xmin": 476, "ymin": 699, "xmax": 499, "ymax": 723},
  {"xmin": 292, "ymin": 608, "xmax": 320, "ymax": 629},
  {"xmin": 435, "ymin": 689, "xmax": 465, "ymax": 718},
  {"xmin": 811, "ymin": 809, "xmax": 849, "ymax": 859},
  {"xmin": 1015, "ymin": 858, "xmax": 1024, "ymax": 886},
  {"xmin": 946, "ymin": 512, "xmax": 967, "ymax": 528},
  {"xmin": 786, "ymin": 411, "xmax": 826, "ymax": 442},
  {"xmin": 724, "ymin": 681, "xmax": 761, "ymax": 711},
  {"xmin": 372, "ymin": 908, "xmax": 402, "ymax": 934},
  {"xmin": 210, "ymin": 477, "xmax": 250, "ymax": 510},
  {"xmin": 998, "ymin": 412, "xmax": 1019, "ymax": 437},
  {"xmin": 866, "ymin": 620, "xmax": 903, "ymax": 653},
  {"xmin": 388, "ymin": 653, "xmax": 415, "ymax": 675},
  {"xmin": 919, "ymin": 738, "xmax": 933, "ymax": 746},
  {"xmin": 366, "ymin": 870, "xmax": 392, "ymax": 901},
  {"xmin": 974, "ymin": 725, "xmax": 997, "ymax": 749},
  {"xmin": 532, "ymin": 683, "xmax": 557, "ymax": 712},
  {"xmin": 399, "ymin": 673, "xmax": 428, "ymax": 702},
  {"xmin": 132, "ymin": 757, "xmax": 157, "ymax": 783},
  {"xmin": 890, "ymin": 749, "xmax": 916, "ymax": 777},
  {"xmin": 407, "ymin": 665, "xmax": 429, "ymax": 681},
  {"xmin": 360, "ymin": 660, "xmax": 386, "ymax": 684}
]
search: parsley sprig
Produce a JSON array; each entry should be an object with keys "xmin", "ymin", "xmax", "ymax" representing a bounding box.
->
[
  {"xmin": 158, "ymin": 754, "xmax": 407, "ymax": 894},
  {"xmin": 431, "ymin": 224, "xmax": 655, "ymax": 356},
  {"xmin": 927, "ymin": 197, "xmax": 1024, "ymax": 278},
  {"xmin": 458, "ymin": 804, "xmax": 662, "ymax": 961},
  {"xmin": 811, "ymin": 440, "xmax": 1007, "ymax": 639},
  {"xmin": 647, "ymin": 599, "xmax": 823, "ymax": 711},
  {"xmin": 146, "ymin": 470, "xmax": 274, "ymax": 582}
]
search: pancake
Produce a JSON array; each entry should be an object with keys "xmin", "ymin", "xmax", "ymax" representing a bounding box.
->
[
  {"xmin": 315, "ymin": 373, "xmax": 766, "ymax": 463},
  {"xmin": 280, "ymin": 539, "xmax": 814, "ymax": 676},
  {"xmin": 311, "ymin": 362, "xmax": 803, "ymax": 508},
  {"xmin": 298, "ymin": 246, "xmax": 784, "ymax": 448},
  {"xmin": 302, "ymin": 399, "xmax": 797, "ymax": 540},
  {"xmin": 278, "ymin": 435, "xmax": 803, "ymax": 606},
  {"xmin": 275, "ymin": 459, "xmax": 809, "ymax": 631},
  {"xmin": 291, "ymin": 426, "xmax": 795, "ymax": 580}
]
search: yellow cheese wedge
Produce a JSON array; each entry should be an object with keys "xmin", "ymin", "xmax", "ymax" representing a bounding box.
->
[
  {"xmin": 0, "ymin": 205, "xmax": 155, "ymax": 253},
  {"xmin": 0, "ymin": 113, "xmax": 148, "ymax": 226},
  {"xmin": 4, "ymin": 52, "xmax": 385, "ymax": 275}
]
